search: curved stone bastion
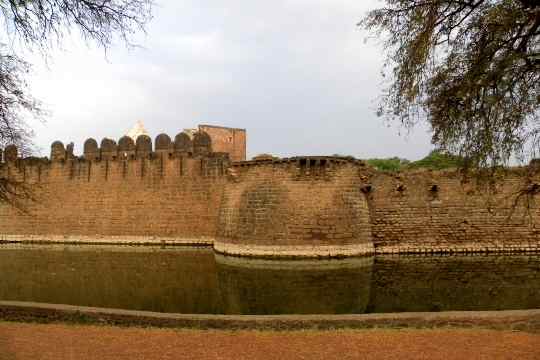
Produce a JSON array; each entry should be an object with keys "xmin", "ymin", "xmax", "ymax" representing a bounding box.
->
[
  {"xmin": 1, "ymin": 135, "xmax": 540, "ymax": 258},
  {"xmin": 215, "ymin": 157, "xmax": 375, "ymax": 257}
]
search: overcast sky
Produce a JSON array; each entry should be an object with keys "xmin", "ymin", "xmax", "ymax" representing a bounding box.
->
[{"xmin": 27, "ymin": 0, "xmax": 433, "ymax": 160}]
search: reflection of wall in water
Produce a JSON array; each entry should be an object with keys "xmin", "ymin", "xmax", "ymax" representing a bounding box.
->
[
  {"xmin": 215, "ymin": 255, "xmax": 373, "ymax": 315},
  {"xmin": 367, "ymin": 255, "xmax": 540, "ymax": 313},
  {"xmin": 0, "ymin": 246, "xmax": 220, "ymax": 314}
]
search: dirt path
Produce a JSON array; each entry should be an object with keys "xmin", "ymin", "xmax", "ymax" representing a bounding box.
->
[{"xmin": 0, "ymin": 322, "xmax": 538, "ymax": 360}]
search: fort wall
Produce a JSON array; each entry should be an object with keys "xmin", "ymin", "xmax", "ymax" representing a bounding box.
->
[
  {"xmin": 1, "ymin": 136, "xmax": 539, "ymax": 256},
  {"xmin": 199, "ymin": 125, "xmax": 246, "ymax": 162},
  {"xmin": 368, "ymin": 169, "xmax": 540, "ymax": 253},
  {"xmin": 0, "ymin": 132, "xmax": 229, "ymax": 245},
  {"xmin": 215, "ymin": 157, "xmax": 374, "ymax": 257}
]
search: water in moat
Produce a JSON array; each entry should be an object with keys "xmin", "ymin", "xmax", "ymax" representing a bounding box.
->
[{"xmin": 0, "ymin": 244, "xmax": 539, "ymax": 315}]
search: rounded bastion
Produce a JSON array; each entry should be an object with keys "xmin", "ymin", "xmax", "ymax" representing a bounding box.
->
[{"xmin": 215, "ymin": 157, "xmax": 374, "ymax": 258}]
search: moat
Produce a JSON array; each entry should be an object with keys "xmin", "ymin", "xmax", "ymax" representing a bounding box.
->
[{"xmin": 1, "ymin": 244, "xmax": 539, "ymax": 315}]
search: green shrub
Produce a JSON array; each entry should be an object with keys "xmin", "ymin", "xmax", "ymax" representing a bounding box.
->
[
  {"xmin": 408, "ymin": 150, "xmax": 464, "ymax": 170},
  {"xmin": 366, "ymin": 151, "xmax": 464, "ymax": 172},
  {"xmin": 366, "ymin": 157, "xmax": 409, "ymax": 172}
]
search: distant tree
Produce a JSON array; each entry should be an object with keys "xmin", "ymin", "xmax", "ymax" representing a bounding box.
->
[
  {"xmin": 360, "ymin": 1, "xmax": 539, "ymax": 168},
  {"xmin": 366, "ymin": 157, "xmax": 410, "ymax": 171},
  {"xmin": 408, "ymin": 150, "xmax": 465, "ymax": 170},
  {"xmin": 0, "ymin": 53, "xmax": 37, "ymax": 154},
  {"xmin": 252, "ymin": 153, "xmax": 279, "ymax": 160},
  {"xmin": 0, "ymin": 0, "xmax": 153, "ymax": 205}
]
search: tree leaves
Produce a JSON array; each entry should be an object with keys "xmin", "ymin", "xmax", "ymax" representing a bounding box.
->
[{"xmin": 360, "ymin": 0, "xmax": 540, "ymax": 167}]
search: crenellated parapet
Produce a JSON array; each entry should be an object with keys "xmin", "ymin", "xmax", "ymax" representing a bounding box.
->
[
  {"xmin": 75, "ymin": 130, "xmax": 211, "ymax": 161},
  {"xmin": 228, "ymin": 156, "xmax": 369, "ymax": 181},
  {"xmin": 0, "ymin": 130, "xmax": 217, "ymax": 164},
  {"xmin": 0, "ymin": 129, "xmax": 230, "ymax": 182},
  {"xmin": 4, "ymin": 145, "xmax": 18, "ymax": 163}
]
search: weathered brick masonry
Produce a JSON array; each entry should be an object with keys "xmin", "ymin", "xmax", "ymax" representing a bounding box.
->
[
  {"xmin": 0, "ymin": 132, "xmax": 229, "ymax": 245},
  {"xmin": 198, "ymin": 125, "xmax": 246, "ymax": 162},
  {"xmin": 368, "ymin": 169, "xmax": 540, "ymax": 253},
  {"xmin": 1, "ymin": 135, "xmax": 539, "ymax": 257},
  {"xmin": 215, "ymin": 158, "xmax": 374, "ymax": 257}
]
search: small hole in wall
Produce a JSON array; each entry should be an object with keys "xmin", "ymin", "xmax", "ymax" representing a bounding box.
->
[
  {"xmin": 361, "ymin": 185, "xmax": 373, "ymax": 193},
  {"xmin": 396, "ymin": 184, "xmax": 406, "ymax": 192},
  {"xmin": 430, "ymin": 184, "xmax": 439, "ymax": 192},
  {"xmin": 528, "ymin": 183, "xmax": 540, "ymax": 194}
]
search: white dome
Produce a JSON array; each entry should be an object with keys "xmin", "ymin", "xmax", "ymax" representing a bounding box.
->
[{"xmin": 126, "ymin": 120, "xmax": 149, "ymax": 141}]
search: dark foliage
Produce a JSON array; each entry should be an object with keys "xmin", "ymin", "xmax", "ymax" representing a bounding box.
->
[
  {"xmin": 366, "ymin": 157, "xmax": 410, "ymax": 171},
  {"xmin": 360, "ymin": 0, "xmax": 540, "ymax": 167},
  {"xmin": 0, "ymin": 0, "xmax": 153, "ymax": 206},
  {"xmin": 367, "ymin": 150, "xmax": 464, "ymax": 171},
  {"xmin": 0, "ymin": 52, "xmax": 38, "ymax": 155}
]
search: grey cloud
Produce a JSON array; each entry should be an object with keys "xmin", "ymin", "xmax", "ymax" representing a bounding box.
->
[{"xmin": 28, "ymin": 0, "xmax": 432, "ymax": 160}]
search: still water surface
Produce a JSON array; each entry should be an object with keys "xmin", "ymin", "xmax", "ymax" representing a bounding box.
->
[{"xmin": 0, "ymin": 245, "xmax": 539, "ymax": 315}]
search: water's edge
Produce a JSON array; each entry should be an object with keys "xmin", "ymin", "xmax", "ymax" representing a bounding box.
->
[
  {"xmin": 1, "ymin": 236, "xmax": 539, "ymax": 257},
  {"xmin": 1, "ymin": 301, "xmax": 539, "ymax": 332}
]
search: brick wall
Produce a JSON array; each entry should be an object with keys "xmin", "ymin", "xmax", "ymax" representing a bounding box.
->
[
  {"xmin": 1, "ymin": 142, "xmax": 540, "ymax": 256},
  {"xmin": 366, "ymin": 169, "xmax": 540, "ymax": 253},
  {"xmin": 215, "ymin": 157, "xmax": 374, "ymax": 257},
  {"xmin": 0, "ymin": 139, "xmax": 229, "ymax": 243},
  {"xmin": 199, "ymin": 125, "xmax": 246, "ymax": 162}
]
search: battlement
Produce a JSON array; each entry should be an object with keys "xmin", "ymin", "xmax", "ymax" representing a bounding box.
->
[
  {"xmin": 227, "ymin": 156, "xmax": 368, "ymax": 180},
  {"xmin": 0, "ymin": 129, "xmax": 235, "ymax": 184},
  {"xmin": 0, "ymin": 129, "xmax": 216, "ymax": 164},
  {"xmin": 232, "ymin": 156, "xmax": 366, "ymax": 168},
  {"xmin": 1, "ymin": 125, "xmax": 539, "ymax": 258},
  {"xmin": 0, "ymin": 123, "xmax": 248, "ymax": 165}
]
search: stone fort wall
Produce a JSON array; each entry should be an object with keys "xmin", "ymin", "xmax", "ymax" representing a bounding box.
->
[
  {"xmin": 215, "ymin": 158, "xmax": 374, "ymax": 257},
  {"xmin": 1, "ymin": 136, "xmax": 539, "ymax": 256},
  {"xmin": 199, "ymin": 125, "xmax": 246, "ymax": 162},
  {"xmin": 0, "ymin": 131, "xmax": 229, "ymax": 245},
  {"xmin": 368, "ymin": 168, "xmax": 540, "ymax": 253}
]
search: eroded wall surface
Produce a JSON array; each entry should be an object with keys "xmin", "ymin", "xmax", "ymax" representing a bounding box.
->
[
  {"xmin": 367, "ymin": 170, "xmax": 540, "ymax": 253},
  {"xmin": 199, "ymin": 125, "xmax": 246, "ymax": 162},
  {"xmin": 1, "ymin": 145, "xmax": 540, "ymax": 256},
  {"xmin": 0, "ymin": 138, "xmax": 228, "ymax": 244},
  {"xmin": 215, "ymin": 158, "xmax": 374, "ymax": 257}
]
